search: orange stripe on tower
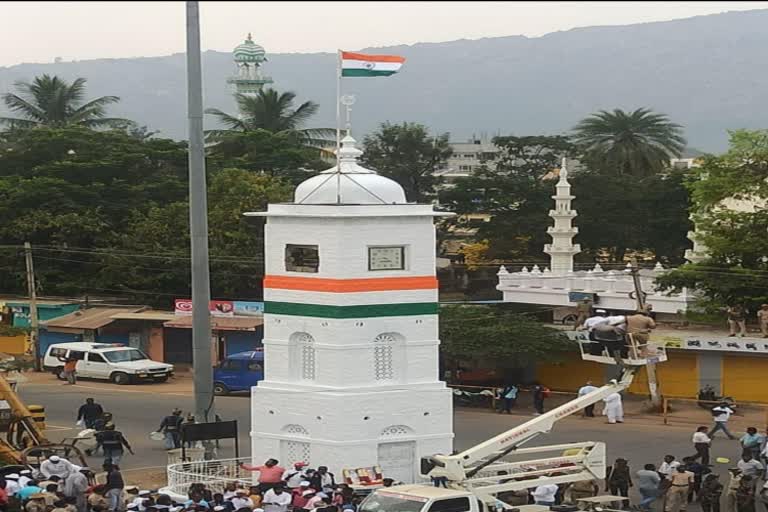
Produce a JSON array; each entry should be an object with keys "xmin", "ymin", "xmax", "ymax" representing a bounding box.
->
[
  {"xmin": 264, "ymin": 275, "xmax": 437, "ymax": 293},
  {"xmin": 341, "ymin": 51, "xmax": 406, "ymax": 63}
]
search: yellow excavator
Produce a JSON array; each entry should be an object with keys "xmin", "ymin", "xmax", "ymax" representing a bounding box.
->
[{"xmin": 0, "ymin": 374, "xmax": 89, "ymax": 468}]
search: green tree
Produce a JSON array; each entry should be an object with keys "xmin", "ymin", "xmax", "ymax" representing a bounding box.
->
[
  {"xmin": 572, "ymin": 108, "xmax": 686, "ymax": 177},
  {"xmin": 439, "ymin": 305, "xmax": 574, "ymax": 367},
  {"xmin": 441, "ymin": 135, "xmax": 576, "ymax": 260},
  {"xmin": 206, "ymin": 129, "xmax": 326, "ymax": 185},
  {"xmin": 205, "ymin": 88, "xmax": 334, "ymax": 153},
  {"xmin": 657, "ymin": 130, "xmax": 768, "ymax": 310},
  {"xmin": 0, "ymin": 74, "xmax": 132, "ymax": 130},
  {"xmin": 573, "ymin": 171, "xmax": 692, "ymax": 263},
  {"xmin": 360, "ymin": 122, "xmax": 452, "ymax": 202}
]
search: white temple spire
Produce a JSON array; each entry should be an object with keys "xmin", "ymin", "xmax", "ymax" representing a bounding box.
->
[{"xmin": 544, "ymin": 157, "xmax": 581, "ymax": 274}]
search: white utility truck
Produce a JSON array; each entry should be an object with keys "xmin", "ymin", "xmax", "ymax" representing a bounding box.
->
[{"xmin": 359, "ymin": 336, "xmax": 667, "ymax": 512}]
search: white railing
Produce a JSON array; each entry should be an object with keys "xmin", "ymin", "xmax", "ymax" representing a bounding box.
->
[{"xmin": 164, "ymin": 457, "xmax": 253, "ymax": 498}]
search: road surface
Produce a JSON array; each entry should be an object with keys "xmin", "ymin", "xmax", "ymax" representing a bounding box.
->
[{"xmin": 17, "ymin": 375, "xmax": 750, "ymax": 496}]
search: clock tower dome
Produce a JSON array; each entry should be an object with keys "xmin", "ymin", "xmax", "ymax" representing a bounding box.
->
[{"xmin": 244, "ymin": 135, "xmax": 454, "ymax": 483}]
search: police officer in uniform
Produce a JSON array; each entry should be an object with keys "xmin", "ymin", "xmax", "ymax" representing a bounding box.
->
[{"xmin": 158, "ymin": 409, "xmax": 184, "ymax": 450}]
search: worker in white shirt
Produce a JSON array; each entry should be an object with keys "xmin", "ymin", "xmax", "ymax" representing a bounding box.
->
[
  {"xmin": 692, "ymin": 426, "xmax": 712, "ymax": 466},
  {"xmin": 282, "ymin": 462, "xmax": 308, "ymax": 489},
  {"xmin": 708, "ymin": 402, "xmax": 736, "ymax": 440},
  {"xmin": 18, "ymin": 470, "xmax": 33, "ymax": 488},
  {"xmin": 40, "ymin": 456, "xmax": 75, "ymax": 481},
  {"xmin": 582, "ymin": 310, "xmax": 609, "ymax": 335},
  {"xmin": 262, "ymin": 485, "xmax": 292, "ymax": 512},
  {"xmin": 531, "ymin": 484, "xmax": 559, "ymax": 506},
  {"xmin": 230, "ymin": 489, "xmax": 254, "ymax": 510},
  {"xmin": 659, "ymin": 455, "xmax": 681, "ymax": 479}
]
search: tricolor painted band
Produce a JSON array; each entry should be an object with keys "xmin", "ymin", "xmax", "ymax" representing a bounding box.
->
[
  {"xmin": 264, "ymin": 275, "xmax": 437, "ymax": 293},
  {"xmin": 341, "ymin": 51, "xmax": 405, "ymax": 77},
  {"xmin": 264, "ymin": 301, "xmax": 438, "ymax": 318}
]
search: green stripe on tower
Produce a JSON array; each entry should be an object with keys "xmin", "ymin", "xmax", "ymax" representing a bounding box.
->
[
  {"xmin": 341, "ymin": 69, "xmax": 397, "ymax": 77},
  {"xmin": 264, "ymin": 301, "xmax": 438, "ymax": 318}
]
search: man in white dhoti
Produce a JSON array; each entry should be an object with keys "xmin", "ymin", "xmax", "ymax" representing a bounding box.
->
[{"xmin": 604, "ymin": 392, "xmax": 624, "ymax": 424}]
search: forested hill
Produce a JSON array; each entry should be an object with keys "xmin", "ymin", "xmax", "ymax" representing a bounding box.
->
[{"xmin": 2, "ymin": 8, "xmax": 767, "ymax": 151}]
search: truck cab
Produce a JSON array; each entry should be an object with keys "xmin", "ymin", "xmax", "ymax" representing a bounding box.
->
[
  {"xmin": 213, "ymin": 350, "xmax": 264, "ymax": 395},
  {"xmin": 360, "ymin": 486, "xmax": 488, "ymax": 512}
]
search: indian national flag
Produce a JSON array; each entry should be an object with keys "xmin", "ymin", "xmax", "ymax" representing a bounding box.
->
[{"xmin": 341, "ymin": 51, "xmax": 406, "ymax": 77}]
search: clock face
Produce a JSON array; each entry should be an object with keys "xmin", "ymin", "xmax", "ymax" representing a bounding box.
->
[{"xmin": 369, "ymin": 246, "xmax": 405, "ymax": 271}]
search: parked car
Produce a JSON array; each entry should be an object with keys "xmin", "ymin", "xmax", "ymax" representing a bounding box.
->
[
  {"xmin": 43, "ymin": 342, "xmax": 174, "ymax": 385},
  {"xmin": 213, "ymin": 350, "xmax": 263, "ymax": 395}
]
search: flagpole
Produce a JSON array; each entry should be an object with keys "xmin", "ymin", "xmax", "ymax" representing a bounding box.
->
[{"xmin": 336, "ymin": 49, "xmax": 342, "ymax": 204}]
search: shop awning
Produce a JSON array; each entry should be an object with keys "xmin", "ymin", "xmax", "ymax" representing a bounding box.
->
[{"xmin": 42, "ymin": 307, "xmax": 146, "ymax": 331}]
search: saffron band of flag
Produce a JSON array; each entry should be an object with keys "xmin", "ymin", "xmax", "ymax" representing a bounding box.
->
[{"xmin": 341, "ymin": 51, "xmax": 405, "ymax": 77}]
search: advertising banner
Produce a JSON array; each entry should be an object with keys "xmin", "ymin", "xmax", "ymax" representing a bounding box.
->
[
  {"xmin": 233, "ymin": 301, "xmax": 264, "ymax": 316},
  {"xmin": 174, "ymin": 299, "xmax": 235, "ymax": 317}
]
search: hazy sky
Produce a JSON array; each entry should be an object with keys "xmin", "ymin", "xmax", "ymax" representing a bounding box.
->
[{"xmin": 2, "ymin": 1, "xmax": 767, "ymax": 67}]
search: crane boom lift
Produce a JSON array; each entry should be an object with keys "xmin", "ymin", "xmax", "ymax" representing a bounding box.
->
[{"xmin": 422, "ymin": 367, "xmax": 636, "ymax": 483}]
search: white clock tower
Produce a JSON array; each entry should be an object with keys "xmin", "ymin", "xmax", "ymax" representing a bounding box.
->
[{"xmin": 244, "ymin": 135, "xmax": 454, "ymax": 483}]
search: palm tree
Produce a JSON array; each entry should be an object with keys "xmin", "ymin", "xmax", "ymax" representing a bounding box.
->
[
  {"xmin": 205, "ymin": 88, "xmax": 335, "ymax": 154},
  {"xmin": 572, "ymin": 108, "xmax": 686, "ymax": 176},
  {"xmin": 0, "ymin": 74, "xmax": 131, "ymax": 129}
]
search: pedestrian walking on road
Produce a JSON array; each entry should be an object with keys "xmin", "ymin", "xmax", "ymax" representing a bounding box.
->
[
  {"xmin": 578, "ymin": 381, "xmax": 598, "ymax": 417},
  {"xmin": 606, "ymin": 458, "xmax": 632, "ymax": 507},
  {"xmin": 757, "ymin": 304, "xmax": 768, "ymax": 338},
  {"xmin": 58, "ymin": 356, "xmax": 78, "ymax": 385},
  {"xmin": 636, "ymin": 464, "xmax": 661, "ymax": 511},
  {"xmin": 158, "ymin": 409, "xmax": 183, "ymax": 450},
  {"xmin": 76, "ymin": 398, "xmax": 103, "ymax": 429},
  {"xmin": 699, "ymin": 474, "xmax": 723, "ymax": 512},
  {"xmin": 531, "ymin": 382, "xmax": 548, "ymax": 415},
  {"xmin": 497, "ymin": 384, "xmax": 518, "ymax": 414},
  {"xmin": 96, "ymin": 424, "xmax": 133, "ymax": 466},
  {"xmin": 692, "ymin": 426, "xmax": 712, "ymax": 466},
  {"xmin": 102, "ymin": 463, "xmax": 124, "ymax": 512},
  {"xmin": 708, "ymin": 402, "xmax": 736, "ymax": 440}
]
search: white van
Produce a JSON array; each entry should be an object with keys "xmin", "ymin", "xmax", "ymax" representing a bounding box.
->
[{"xmin": 43, "ymin": 342, "xmax": 174, "ymax": 385}]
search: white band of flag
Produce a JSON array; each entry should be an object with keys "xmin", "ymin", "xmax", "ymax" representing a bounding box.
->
[{"xmin": 341, "ymin": 51, "xmax": 405, "ymax": 77}]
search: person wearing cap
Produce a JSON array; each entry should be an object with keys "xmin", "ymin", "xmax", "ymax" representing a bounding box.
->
[
  {"xmin": 41, "ymin": 455, "xmax": 75, "ymax": 481},
  {"xmin": 24, "ymin": 493, "xmax": 47, "ymax": 512},
  {"xmin": 63, "ymin": 467, "xmax": 90, "ymax": 512},
  {"xmin": 283, "ymin": 462, "xmax": 308, "ymax": 489},
  {"xmin": 97, "ymin": 424, "xmax": 134, "ymax": 466},
  {"xmin": 229, "ymin": 490, "xmax": 253, "ymax": 510},
  {"xmin": 5, "ymin": 474, "xmax": 21, "ymax": 496},
  {"xmin": 158, "ymin": 409, "xmax": 184, "ymax": 450},
  {"xmin": 262, "ymin": 485, "xmax": 291, "ymax": 512},
  {"xmin": 18, "ymin": 469, "xmax": 33, "ymax": 488},
  {"xmin": 291, "ymin": 485, "xmax": 312, "ymax": 511}
]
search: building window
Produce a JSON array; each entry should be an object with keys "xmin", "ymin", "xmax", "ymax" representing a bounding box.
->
[
  {"xmin": 462, "ymin": 153, "xmax": 476, "ymax": 158},
  {"xmin": 285, "ymin": 244, "xmax": 319, "ymax": 273},
  {"xmin": 290, "ymin": 332, "xmax": 316, "ymax": 380},
  {"xmin": 373, "ymin": 333, "xmax": 397, "ymax": 381},
  {"xmin": 380, "ymin": 424, "xmax": 414, "ymax": 437},
  {"xmin": 458, "ymin": 165, "xmax": 472, "ymax": 171}
]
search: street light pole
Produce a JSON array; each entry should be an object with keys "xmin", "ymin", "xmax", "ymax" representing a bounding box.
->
[{"xmin": 185, "ymin": 1, "xmax": 215, "ymax": 432}]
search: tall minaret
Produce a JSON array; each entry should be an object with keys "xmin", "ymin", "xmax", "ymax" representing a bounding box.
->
[
  {"xmin": 227, "ymin": 33, "xmax": 273, "ymax": 96},
  {"xmin": 544, "ymin": 157, "xmax": 581, "ymax": 274}
]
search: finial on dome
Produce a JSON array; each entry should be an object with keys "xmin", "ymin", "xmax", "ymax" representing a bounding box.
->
[
  {"xmin": 559, "ymin": 156, "xmax": 568, "ymax": 182},
  {"xmin": 247, "ymin": 33, "xmax": 253, "ymax": 42},
  {"xmin": 337, "ymin": 134, "xmax": 363, "ymax": 164}
]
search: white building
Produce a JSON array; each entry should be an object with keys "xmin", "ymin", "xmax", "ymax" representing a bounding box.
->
[
  {"xmin": 244, "ymin": 135, "xmax": 454, "ymax": 483},
  {"xmin": 543, "ymin": 158, "xmax": 580, "ymax": 273},
  {"xmin": 435, "ymin": 137, "xmax": 499, "ymax": 181},
  {"xmin": 497, "ymin": 158, "xmax": 694, "ymax": 316}
]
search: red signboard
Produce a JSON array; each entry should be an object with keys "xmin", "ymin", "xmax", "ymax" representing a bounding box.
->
[{"xmin": 174, "ymin": 299, "xmax": 234, "ymax": 317}]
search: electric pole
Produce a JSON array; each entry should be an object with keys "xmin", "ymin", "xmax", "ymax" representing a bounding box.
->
[
  {"xmin": 23, "ymin": 242, "xmax": 40, "ymax": 371},
  {"xmin": 185, "ymin": 1, "xmax": 215, "ymax": 441},
  {"xmin": 629, "ymin": 257, "xmax": 661, "ymax": 408}
]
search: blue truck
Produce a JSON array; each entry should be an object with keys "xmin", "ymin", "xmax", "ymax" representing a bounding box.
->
[{"xmin": 213, "ymin": 350, "xmax": 264, "ymax": 395}]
